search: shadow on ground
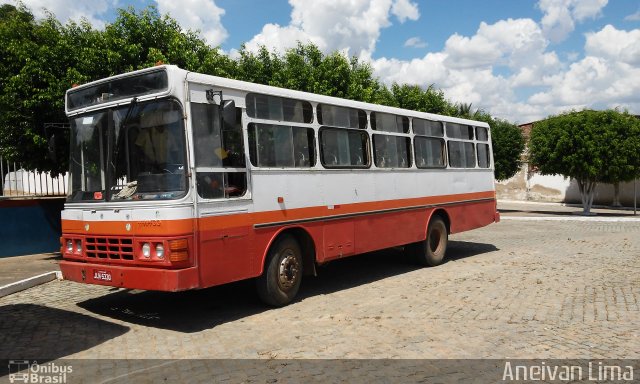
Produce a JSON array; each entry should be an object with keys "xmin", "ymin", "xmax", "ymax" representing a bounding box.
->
[
  {"xmin": 499, "ymin": 208, "xmax": 635, "ymax": 217},
  {"xmin": 77, "ymin": 240, "xmax": 498, "ymax": 333},
  {"xmin": 0, "ymin": 304, "xmax": 129, "ymax": 372}
]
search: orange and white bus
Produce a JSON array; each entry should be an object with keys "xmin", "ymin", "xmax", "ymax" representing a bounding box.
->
[{"xmin": 59, "ymin": 65, "xmax": 499, "ymax": 306}]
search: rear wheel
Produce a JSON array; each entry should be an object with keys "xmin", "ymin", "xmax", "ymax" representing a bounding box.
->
[
  {"xmin": 256, "ymin": 234, "xmax": 303, "ymax": 307},
  {"xmin": 406, "ymin": 215, "xmax": 448, "ymax": 266}
]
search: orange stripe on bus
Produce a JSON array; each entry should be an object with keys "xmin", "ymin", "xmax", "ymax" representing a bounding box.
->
[{"xmin": 62, "ymin": 191, "xmax": 495, "ymax": 235}]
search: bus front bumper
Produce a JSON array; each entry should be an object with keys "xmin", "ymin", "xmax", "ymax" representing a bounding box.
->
[{"xmin": 59, "ymin": 260, "xmax": 200, "ymax": 292}]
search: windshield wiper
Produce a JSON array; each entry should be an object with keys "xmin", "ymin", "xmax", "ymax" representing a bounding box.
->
[{"xmin": 107, "ymin": 97, "xmax": 138, "ymax": 200}]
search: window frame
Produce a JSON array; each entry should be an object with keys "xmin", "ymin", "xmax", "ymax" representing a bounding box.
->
[
  {"xmin": 319, "ymin": 126, "xmax": 371, "ymax": 169},
  {"xmin": 447, "ymin": 140, "xmax": 477, "ymax": 169},
  {"xmin": 414, "ymin": 136, "xmax": 447, "ymax": 169},
  {"xmin": 246, "ymin": 93, "xmax": 313, "ymax": 124},
  {"xmin": 372, "ymin": 133, "xmax": 412, "ymax": 169},
  {"xmin": 191, "ymin": 102, "xmax": 248, "ymax": 200},
  {"xmin": 248, "ymin": 122, "xmax": 317, "ymax": 169}
]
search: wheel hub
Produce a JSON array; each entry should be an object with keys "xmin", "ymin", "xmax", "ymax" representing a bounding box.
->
[{"xmin": 278, "ymin": 249, "xmax": 300, "ymax": 290}]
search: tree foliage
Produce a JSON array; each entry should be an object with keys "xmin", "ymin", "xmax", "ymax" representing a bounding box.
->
[
  {"xmin": 529, "ymin": 109, "xmax": 640, "ymax": 213},
  {"xmin": 473, "ymin": 112, "xmax": 525, "ymax": 181},
  {"xmin": 0, "ymin": 3, "xmax": 525, "ymax": 182}
]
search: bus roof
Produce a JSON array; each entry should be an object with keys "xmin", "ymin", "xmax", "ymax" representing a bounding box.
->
[{"xmin": 68, "ymin": 64, "xmax": 490, "ymax": 128}]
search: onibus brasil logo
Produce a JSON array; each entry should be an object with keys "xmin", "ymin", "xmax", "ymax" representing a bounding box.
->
[{"xmin": 8, "ymin": 360, "xmax": 72, "ymax": 383}]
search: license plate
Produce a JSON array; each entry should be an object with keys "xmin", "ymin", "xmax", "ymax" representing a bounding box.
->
[{"xmin": 93, "ymin": 270, "xmax": 112, "ymax": 282}]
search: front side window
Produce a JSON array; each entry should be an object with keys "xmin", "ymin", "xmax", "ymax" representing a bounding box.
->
[
  {"xmin": 373, "ymin": 134, "xmax": 411, "ymax": 168},
  {"xmin": 320, "ymin": 128, "xmax": 369, "ymax": 168},
  {"xmin": 192, "ymin": 103, "xmax": 247, "ymax": 199},
  {"xmin": 68, "ymin": 99, "xmax": 187, "ymax": 202},
  {"xmin": 248, "ymin": 123, "xmax": 316, "ymax": 168}
]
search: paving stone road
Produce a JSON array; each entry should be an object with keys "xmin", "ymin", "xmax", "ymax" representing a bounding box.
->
[{"xmin": 1, "ymin": 218, "xmax": 638, "ymax": 382}]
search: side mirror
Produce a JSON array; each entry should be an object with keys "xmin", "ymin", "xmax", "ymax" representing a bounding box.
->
[{"xmin": 220, "ymin": 99, "xmax": 236, "ymax": 129}]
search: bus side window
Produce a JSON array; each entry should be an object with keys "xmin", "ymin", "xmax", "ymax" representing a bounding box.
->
[
  {"xmin": 320, "ymin": 128, "xmax": 369, "ymax": 168},
  {"xmin": 192, "ymin": 103, "xmax": 247, "ymax": 199},
  {"xmin": 248, "ymin": 123, "xmax": 315, "ymax": 168}
]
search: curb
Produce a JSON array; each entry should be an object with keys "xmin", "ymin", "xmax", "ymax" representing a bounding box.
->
[{"xmin": 0, "ymin": 271, "xmax": 62, "ymax": 298}]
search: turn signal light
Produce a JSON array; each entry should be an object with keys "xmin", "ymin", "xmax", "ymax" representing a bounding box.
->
[
  {"xmin": 169, "ymin": 239, "xmax": 188, "ymax": 251},
  {"xmin": 168, "ymin": 239, "xmax": 189, "ymax": 262},
  {"xmin": 170, "ymin": 250, "xmax": 188, "ymax": 262}
]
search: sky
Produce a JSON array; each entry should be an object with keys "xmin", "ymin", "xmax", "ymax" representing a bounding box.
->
[{"xmin": 4, "ymin": 0, "xmax": 640, "ymax": 124}]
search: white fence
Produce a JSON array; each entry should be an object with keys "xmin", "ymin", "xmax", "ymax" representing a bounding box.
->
[{"xmin": 1, "ymin": 156, "xmax": 67, "ymax": 198}]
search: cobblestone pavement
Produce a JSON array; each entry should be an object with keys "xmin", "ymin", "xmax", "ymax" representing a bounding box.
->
[{"xmin": 0, "ymin": 219, "xmax": 638, "ymax": 379}]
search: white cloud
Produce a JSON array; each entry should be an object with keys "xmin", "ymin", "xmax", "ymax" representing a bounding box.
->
[
  {"xmin": 527, "ymin": 25, "xmax": 640, "ymax": 116},
  {"xmin": 625, "ymin": 10, "xmax": 640, "ymax": 21},
  {"xmin": 369, "ymin": 18, "xmax": 634, "ymax": 123},
  {"xmin": 404, "ymin": 37, "xmax": 427, "ymax": 48},
  {"xmin": 538, "ymin": 0, "xmax": 608, "ymax": 42},
  {"xmin": 241, "ymin": 23, "xmax": 324, "ymax": 55},
  {"xmin": 155, "ymin": 0, "xmax": 228, "ymax": 46},
  {"xmin": 242, "ymin": 0, "xmax": 421, "ymax": 58},
  {"xmin": 3, "ymin": 0, "xmax": 114, "ymax": 28},
  {"xmin": 391, "ymin": 0, "xmax": 419, "ymax": 23},
  {"xmin": 585, "ymin": 25, "xmax": 640, "ymax": 66}
]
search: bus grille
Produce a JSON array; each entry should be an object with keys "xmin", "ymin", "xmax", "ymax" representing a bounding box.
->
[{"xmin": 85, "ymin": 237, "xmax": 134, "ymax": 260}]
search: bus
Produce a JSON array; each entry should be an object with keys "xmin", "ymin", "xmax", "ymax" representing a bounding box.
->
[{"xmin": 59, "ymin": 65, "xmax": 499, "ymax": 306}]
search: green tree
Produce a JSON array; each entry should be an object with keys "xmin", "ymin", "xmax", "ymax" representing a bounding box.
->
[
  {"xmin": 473, "ymin": 112, "xmax": 525, "ymax": 181},
  {"xmin": 529, "ymin": 109, "xmax": 640, "ymax": 214},
  {"xmin": 0, "ymin": 4, "xmax": 69, "ymax": 174},
  {"xmin": 386, "ymin": 83, "xmax": 456, "ymax": 116},
  {"xmin": 0, "ymin": 5, "xmax": 232, "ymax": 174}
]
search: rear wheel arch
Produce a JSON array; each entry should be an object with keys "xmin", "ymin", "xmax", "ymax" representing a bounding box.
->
[
  {"xmin": 429, "ymin": 208, "xmax": 450, "ymax": 235},
  {"xmin": 255, "ymin": 227, "xmax": 317, "ymax": 307}
]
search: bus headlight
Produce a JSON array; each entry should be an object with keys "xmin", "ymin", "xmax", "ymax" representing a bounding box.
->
[
  {"xmin": 155, "ymin": 243, "xmax": 165, "ymax": 259},
  {"xmin": 76, "ymin": 240, "xmax": 82, "ymax": 254},
  {"xmin": 142, "ymin": 243, "xmax": 151, "ymax": 258},
  {"xmin": 66, "ymin": 239, "xmax": 73, "ymax": 253}
]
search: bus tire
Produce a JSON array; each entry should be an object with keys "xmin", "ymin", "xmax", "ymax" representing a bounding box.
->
[
  {"xmin": 256, "ymin": 234, "xmax": 303, "ymax": 307},
  {"xmin": 407, "ymin": 216, "xmax": 448, "ymax": 267}
]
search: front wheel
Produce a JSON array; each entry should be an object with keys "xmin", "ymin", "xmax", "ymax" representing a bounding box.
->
[
  {"xmin": 256, "ymin": 234, "xmax": 303, "ymax": 307},
  {"xmin": 406, "ymin": 216, "xmax": 448, "ymax": 267}
]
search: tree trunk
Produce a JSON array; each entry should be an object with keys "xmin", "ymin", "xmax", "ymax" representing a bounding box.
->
[
  {"xmin": 577, "ymin": 179, "xmax": 597, "ymax": 215},
  {"xmin": 612, "ymin": 182, "xmax": 622, "ymax": 207}
]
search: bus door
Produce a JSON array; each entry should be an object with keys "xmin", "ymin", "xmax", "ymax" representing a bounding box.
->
[{"xmin": 189, "ymin": 89, "xmax": 252, "ymax": 286}]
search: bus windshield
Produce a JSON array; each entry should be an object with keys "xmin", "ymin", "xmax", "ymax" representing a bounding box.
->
[{"xmin": 67, "ymin": 99, "xmax": 187, "ymax": 202}]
